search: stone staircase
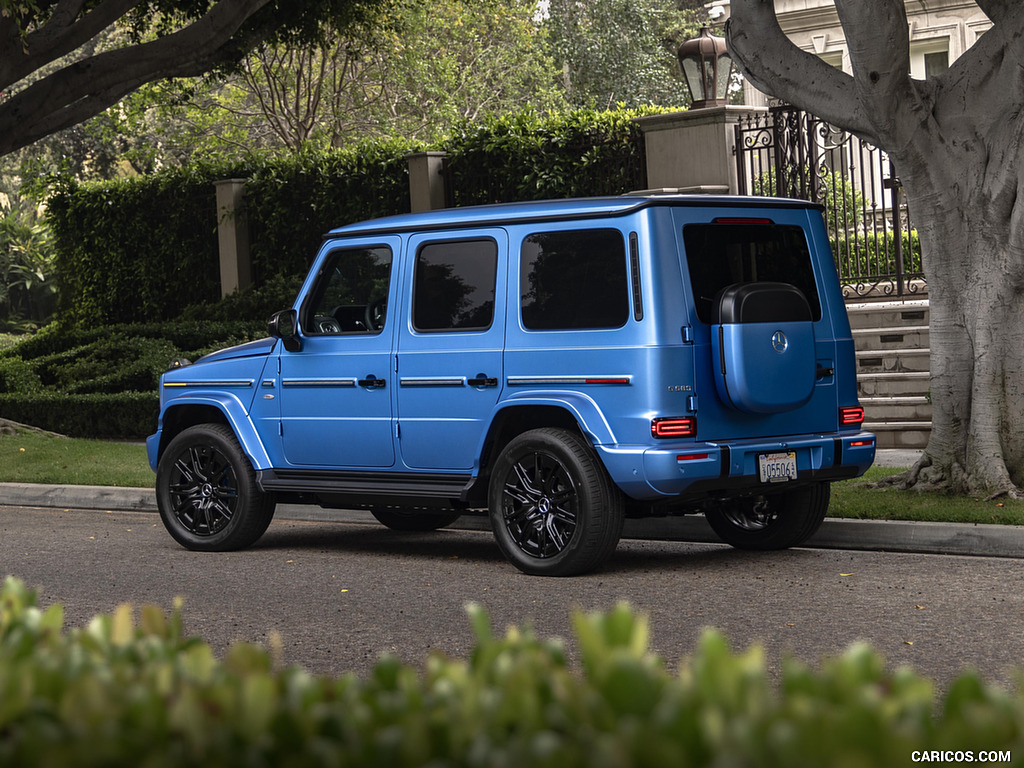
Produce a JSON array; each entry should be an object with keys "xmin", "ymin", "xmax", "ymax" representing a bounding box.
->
[{"xmin": 846, "ymin": 299, "xmax": 931, "ymax": 449}]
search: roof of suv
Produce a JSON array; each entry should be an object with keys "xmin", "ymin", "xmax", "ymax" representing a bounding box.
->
[{"xmin": 326, "ymin": 194, "xmax": 820, "ymax": 238}]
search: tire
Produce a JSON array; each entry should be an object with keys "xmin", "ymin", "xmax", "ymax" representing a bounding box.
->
[
  {"xmin": 705, "ymin": 481, "xmax": 830, "ymax": 551},
  {"xmin": 370, "ymin": 507, "xmax": 461, "ymax": 531},
  {"xmin": 488, "ymin": 427, "xmax": 624, "ymax": 576},
  {"xmin": 156, "ymin": 423, "xmax": 276, "ymax": 551}
]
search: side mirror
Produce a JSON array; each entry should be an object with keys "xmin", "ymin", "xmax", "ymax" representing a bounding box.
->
[{"xmin": 268, "ymin": 309, "xmax": 302, "ymax": 352}]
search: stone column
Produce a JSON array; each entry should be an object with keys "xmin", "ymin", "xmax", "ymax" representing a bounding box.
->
[
  {"xmin": 213, "ymin": 178, "xmax": 252, "ymax": 297},
  {"xmin": 406, "ymin": 151, "xmax": 449, "ymax": 212},
  {"xmin": 634, "ymin": 106, "xmax": 768, "ymax": 194}
]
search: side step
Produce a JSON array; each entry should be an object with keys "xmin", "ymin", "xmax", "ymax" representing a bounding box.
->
[{"xmin": 258, "ymin": 468, "xmax": 475, "ymax": 501}]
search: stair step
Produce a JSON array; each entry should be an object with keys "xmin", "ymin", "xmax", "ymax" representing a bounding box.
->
[
  {"xmin": 861, "ymin": 397, "xmax": 932, "ymax": 421},
  {"xmin": 856, "ymin": 348, "xmax": 930, "ymax": 373},
  {"xmin": 853, "ymin": 326, "xmax": 929, "ymax": 351},
  {"xmin": 845, "ymin": 299, "xmax": 930, "ymax": 330},
  {"xmin": 857, "ymin": 371, "xmax": 930, "ymax": 397},
  {"xmin": 863, "ymin": 422, "xmax": 932, "ymax": 449}
]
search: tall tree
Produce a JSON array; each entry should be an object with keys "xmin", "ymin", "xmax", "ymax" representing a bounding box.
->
[
  {"xmin": 0, "ymin": 0, "xmax": 385, "ymax": 157},
  {"xmin": 726, "ymin": 2, "xmax": 1023, "ymax": 498},
  {"xmin": 543, "ymin": 0, "xmax": 698, "ymax": 109}
]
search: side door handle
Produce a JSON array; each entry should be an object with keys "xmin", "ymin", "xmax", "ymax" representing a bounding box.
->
[
  {"xmin": 467, "ymin": 374, "xmax": 498, "ymax": 387},
  {"xmin": 358, "ymin": 375, "xmax": 386, "ymax": 388}
]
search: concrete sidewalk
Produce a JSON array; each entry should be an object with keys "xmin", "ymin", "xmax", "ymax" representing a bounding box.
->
[{"xmin": 3, "ymin": 447, "xmax": 1023, "ymax": 560}]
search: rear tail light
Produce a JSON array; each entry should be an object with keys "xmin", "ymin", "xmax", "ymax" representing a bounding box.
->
[
  {"xmin": 839, "ymin": 406, "xmax": 865, "ymax": 427},
  {"xmin": 652, "ymin": 417, "xmax": 696, "ymax": 438}
]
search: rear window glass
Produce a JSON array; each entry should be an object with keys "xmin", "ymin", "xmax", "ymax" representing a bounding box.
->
[
  {"xmin": 683, "ymin": 223, "xmax": 822, "ymax": 323},
  {"xmin": 520, "ymin": 229, "xmax": 629, "ymax": 330}
]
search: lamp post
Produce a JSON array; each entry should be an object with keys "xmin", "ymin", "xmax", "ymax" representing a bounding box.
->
[{"xmin": 678, "ymin": 24, "xmax": 734, "ymax": 109}]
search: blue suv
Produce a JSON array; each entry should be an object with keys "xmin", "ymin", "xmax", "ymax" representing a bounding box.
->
[{"xmin": 148, "ymin": 195, "xmax": 875, "ymax": 575}]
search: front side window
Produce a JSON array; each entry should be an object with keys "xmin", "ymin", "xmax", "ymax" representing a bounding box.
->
[
  {"xmin": 304, "ymin": 246, "xmax": 393, "ymax": 334},
  {"xmin": 520, "ymin": 229, "xmax": 629, "ymax": 330},
  {"xmin": 413, "ymin": 239, "xmax": 498, "ymax": 332},
  {"xmin": 683, "ymin": 223, "xmax": 822, "ymax": 323}
]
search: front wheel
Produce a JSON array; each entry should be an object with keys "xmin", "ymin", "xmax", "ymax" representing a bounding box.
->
[
  {"xmin": 156, "ymin": 424, "xmax": 275, "ymax": 551},
  {"xmin": 488, "ymin": 427, "xmax": 623, "ymax": 576},
  {"xmin": 705, "ymin": 482, "xmax": 830, "ymax": 550}
]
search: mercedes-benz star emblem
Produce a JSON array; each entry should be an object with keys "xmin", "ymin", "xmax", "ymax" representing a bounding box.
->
[{"xmin": 771, "ymin": 330, "xmax": 788, "ymax": 353}]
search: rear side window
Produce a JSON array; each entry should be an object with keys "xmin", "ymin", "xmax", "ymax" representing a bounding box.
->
[
  {"xmin": 413, "ymin": 239, "xmax": 498, "ymax": 332},
  {"xmin": 520, "ymin": 229, "xmax": 629, "ymax": 330},
  {"xmin": 683, "ymin": 223, "xmax": 822, "ymax": 323}
]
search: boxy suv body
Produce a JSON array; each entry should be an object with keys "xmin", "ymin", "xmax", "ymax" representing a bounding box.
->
[{"xmin": 148, "ymin": 195, "xmax": 875, "ymax": 575}]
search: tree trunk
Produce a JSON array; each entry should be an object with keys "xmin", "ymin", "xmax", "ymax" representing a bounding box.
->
[{"xmin": 890, "ymin": 151, "xmax": 1024, "ymax": 498}]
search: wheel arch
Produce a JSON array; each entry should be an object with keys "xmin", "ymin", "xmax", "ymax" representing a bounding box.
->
[
  {"xmin": 466, "ymin": 398, "xmax": 611, "ymax": 505},
  {"xmin": 156, "ymin": 396, "xmax": 271, "ymax": 471}
]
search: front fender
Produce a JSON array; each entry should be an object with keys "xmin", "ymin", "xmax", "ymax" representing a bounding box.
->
[{"xmin": 149, "ymin": 392, "xmax": 273, "ymax": 473}]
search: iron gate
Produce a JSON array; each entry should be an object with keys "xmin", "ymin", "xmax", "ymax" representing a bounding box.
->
[{"xmin": 735, "ymin": 102, "xmax": 925, "ymax": 298}]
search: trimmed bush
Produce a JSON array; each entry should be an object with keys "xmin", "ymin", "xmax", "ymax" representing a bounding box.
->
[
  {"xmin": 0, "ymin": 391, "xmax": 159, "ymax": 438},
  {"xmin": 0, "ymin": 322, "xmax": 270, "ymax": 437},
  {"xmin": 1, "ymin": 578, "xmax": 1022, "ymax": 767}
]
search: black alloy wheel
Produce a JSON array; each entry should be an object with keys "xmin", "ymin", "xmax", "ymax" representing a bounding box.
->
[
  {"xmin": 489, "ymin": 427, "xmax": 623, "ymax": 576},
  {"xmin": 704, "ymin": 481, "xmax": 830, "ymax": 551},
  {"xmin": 156, "ymin": 423, "xmax": 275, "ymax": 551}
]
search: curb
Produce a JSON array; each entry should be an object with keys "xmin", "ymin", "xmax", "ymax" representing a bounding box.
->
[{"xmin": 2, "ymin": 481, "xmax": 1022, "ymax": 560}]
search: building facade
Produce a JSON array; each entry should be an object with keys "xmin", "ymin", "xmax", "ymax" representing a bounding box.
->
[{"xmin": 715, "ymin": 0, "xmax": 991, "ymax": 105}]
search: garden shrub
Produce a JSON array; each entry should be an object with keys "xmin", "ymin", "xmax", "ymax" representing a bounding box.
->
[
  {"xmin": 0, "ymin": 322, "xmax": 269, "ymax": 436},
  {"xmin": 0, "ymin": 577, "xmax": 1021, "ymax": 768}
]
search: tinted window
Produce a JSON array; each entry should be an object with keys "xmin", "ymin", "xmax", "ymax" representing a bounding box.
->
[
  {"xmin": 413, "ymin": 239, "xmax": 497, "ymax": 332},
  {"xmin": 305, "ymin": 246, "xmax": 393, "ymax": 334},
  {"xmin": 683, "ymin": 223, "xmax": 822, "ymax": 323},
  {"xmin": 521, "ymin": 229, "xmax": 629, "ymax": 330}
]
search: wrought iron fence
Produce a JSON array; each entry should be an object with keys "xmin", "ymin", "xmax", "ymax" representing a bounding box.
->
[{"xmin": 735, "ymin": 102, "xmax": 925, "ymax": 298}]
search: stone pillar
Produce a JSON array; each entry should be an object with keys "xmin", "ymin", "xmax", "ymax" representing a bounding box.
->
[
  {"xmin": 634, "ymin": 106, "xmax": 768, "ymax": 195},
  {"xmin": 406, "ymin": 151, "xmax": 449, "ymax": 212},
  {"xmin": 213, "ymin": 178, "xmax": 252, "ymax": 297}
]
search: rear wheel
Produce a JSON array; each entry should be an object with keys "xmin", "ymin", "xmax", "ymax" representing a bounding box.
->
[
  {"xmin": 370, "ymin": 507, "xmax": 461, "ymax": 531},
  {"xmin": 705, "ymin": 481, "xmax": 830, "ymax": 550},
  {"xmin": 488, "ymin": 427, "xmax": 623, "ymax": 576},
  {"xmin": 156, "ymin": 424, "xmax": 275, "ymax": 551}
]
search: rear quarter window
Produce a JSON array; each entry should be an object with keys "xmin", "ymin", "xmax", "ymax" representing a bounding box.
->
[
  {"xmin": 520, "ymin": 229, "xmax": 629, "ymax": 330},
  {"xmin": 683, "ymin": 223, "xmax": 822, "ymax": 323}
]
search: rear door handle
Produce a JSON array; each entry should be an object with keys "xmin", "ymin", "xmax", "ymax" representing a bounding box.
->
[
  {"xmin": 358, "ymin": 375, "xmax": 386, "ymax": 388},
  {"xmin": 467, "ymin": 375, "xmax": 498, "ymax": 387}
]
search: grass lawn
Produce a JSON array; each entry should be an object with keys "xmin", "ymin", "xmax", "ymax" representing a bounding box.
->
[
  {"xmin": 0, "ymin": 430, "xmax": 153, "ymax": 488},
  {"xmin": 1, "ymin": 430, "xmax": 1023, "ymax": 525},
  {"xmin": 830, "ymin": 464, "xmax": 1024, "ymax": 526}
]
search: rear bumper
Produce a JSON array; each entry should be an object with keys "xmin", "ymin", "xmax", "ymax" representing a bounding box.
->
[{"xmin": 598, "ymin": 431, "xmax": 875, "ymax": 500}]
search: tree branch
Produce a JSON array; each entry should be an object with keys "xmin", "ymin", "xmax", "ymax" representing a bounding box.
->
[
  {"xmin": 725, "ymin": 0, "xmax": 875, "ymax": 142},
  {"xmin": 0, "ymin": 0, "xmax": 272, "ymax": 155},
  {"xmin": 0, "ymin": 0, "xmax": 142, "ymax": 89}
]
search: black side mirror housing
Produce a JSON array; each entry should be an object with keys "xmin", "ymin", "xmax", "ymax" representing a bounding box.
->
[{"xmin": 268, "ymin": 309, "xmax": 302, "ymax": 352}]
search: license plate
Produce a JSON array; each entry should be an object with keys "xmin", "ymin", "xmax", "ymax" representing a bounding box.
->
[{"xmin": 759, "ymin": 452, "xmax": 797, "ymax": 483}]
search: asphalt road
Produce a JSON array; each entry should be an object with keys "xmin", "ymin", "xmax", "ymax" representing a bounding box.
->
[{"xmin": 3, "ymin": 503, "xmax": 1024, "ymax": 691}]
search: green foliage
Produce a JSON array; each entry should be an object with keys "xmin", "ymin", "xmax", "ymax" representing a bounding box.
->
[
  {"xmin": 833, "ymin": 229, "xmax": 924, "ymax": 282},
  {"xmin": 0, "ymin": 196, "xmax": 57, "ymax": 328},
  {"xmin": 0, "ymin": 321, "xmax": 266, "ymax": 436},
  {"xmin": 47, "ymin": 106, "xmax": 656, "ymax": 330},
  {"xmin": 1, "ymin": 582, "xmax": 1022, "ymax": 767},
  {"xmin": 543, "ymin": 0, "xmax": 697, "ymax": 109},
  {"xmin": 0, "ymin": 391, "xmax": 159, "ymax": 437},
  {"xmin": 447, "ymin": 106, "xmax": 659, "ymax": 205}
]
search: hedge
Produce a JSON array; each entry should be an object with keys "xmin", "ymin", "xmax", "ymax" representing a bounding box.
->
[
  {"xmin": 0, "ymin": 577, "xmax": 1021, "ymax": 768},
  {"xmin": 47, "ymin": 108, "xmax": 657, "ymax": 331},
  {"xmin": 832, "ymin": 229, "xmax": 925, "ymax": 283},
  {"xmin": 0, "ymin": 322, "xmax": 270, "ymax": 437}
]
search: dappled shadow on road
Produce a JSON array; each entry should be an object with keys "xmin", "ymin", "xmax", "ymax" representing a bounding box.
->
[
  {"xmin": 254, "ymin": 520, "xmax": 506, "ymax": 565},
  {"xmin": 250, "ymin": 517, "xmax": 819, "ymax": 576}
]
